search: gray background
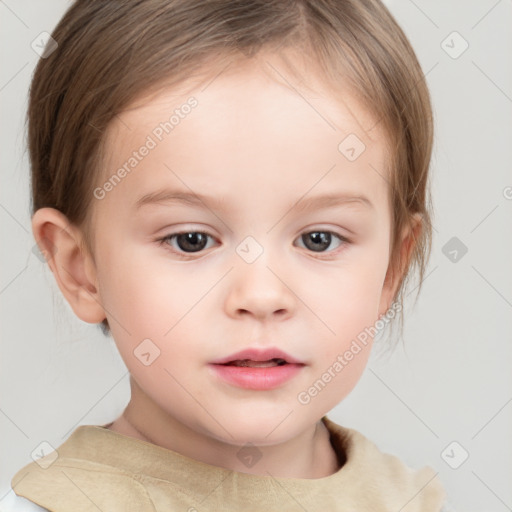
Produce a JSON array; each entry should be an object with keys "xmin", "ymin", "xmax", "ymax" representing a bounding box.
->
[{"xmin": 1, "ymin": 1, "xmax": 511, "ymax": 511}]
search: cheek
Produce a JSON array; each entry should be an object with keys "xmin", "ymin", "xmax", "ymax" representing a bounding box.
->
[
  {"xmin": 317, "ymin": 256, "xmax": 388, "ymax": 332},
  {"xmin": 307, "ymin": 266, "xmax": 382, "ymax": 406},
  {"xmin": 96, "ymin": 241, "xmax": 192, "ymax": 333},
  {"xmin": 95, "ymin": 245, "xmax": 217, "ymax": 373},
  {"xmin": 306, "ymin": 244, "xmax": 389, "ymax": 378}
]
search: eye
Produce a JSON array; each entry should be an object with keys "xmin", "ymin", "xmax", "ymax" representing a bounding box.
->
[
  {"xmin": 158, "ymin": 231, "xmax": 217, "ymax": 256},
  {"xmin": 157, "ymin": 229, "xmax": 350, "ymax": 259},
  {"xmin": 295, "ymin": 230, "xmax": 349, "ymax": 254}
]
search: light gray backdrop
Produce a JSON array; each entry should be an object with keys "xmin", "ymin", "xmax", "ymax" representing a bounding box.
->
[{"xmin": 1, "ymin": 1, "xmax": 511, "ymax": 511}]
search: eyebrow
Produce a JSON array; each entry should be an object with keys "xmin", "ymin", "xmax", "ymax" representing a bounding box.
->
[
  {"xmin": 134, "ymin": 188, "xmax": 374, "ymax": 212},
  {"xmin": 135, "ymin": 189, "xmax": 227, "ymax": 211},
  {"xmin": 292, "ymin": 192, "xmax": 374, "ymax": 213}
]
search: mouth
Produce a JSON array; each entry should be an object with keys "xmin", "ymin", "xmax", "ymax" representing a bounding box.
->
[
  {"xmin": 210, "ymin": 347, "xmax": 304, "ymax": 366},
  {"xmin": 222, "ymin": 358, "xmax": 288, "ymax": 368},
  {"xmin": 209, "ymin": 357, "xmax": 304, "ymax": 390}
]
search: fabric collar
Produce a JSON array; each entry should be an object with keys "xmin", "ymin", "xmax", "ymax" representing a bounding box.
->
[{"xmin": 11, "ymin": 415, "xmax": 445, "ymax": 511}]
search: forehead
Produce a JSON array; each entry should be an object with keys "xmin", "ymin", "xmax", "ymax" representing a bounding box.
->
[
  {"xmin": 113, "ymin": 50, "xmax": 382, "ymax": 141},
  {"xmin": 96, "ymin": 51, "xmax": 390, "ymax": 216}
]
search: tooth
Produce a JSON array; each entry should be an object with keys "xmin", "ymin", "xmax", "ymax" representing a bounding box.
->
[{"xmin": 231, "ymin": 359, "xmax": 282, "ymax": 368}]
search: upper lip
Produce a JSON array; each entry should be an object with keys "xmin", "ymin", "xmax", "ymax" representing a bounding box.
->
[{"xmin": 210, "ymin": 347, "xmax": 305, "ymax": 365}]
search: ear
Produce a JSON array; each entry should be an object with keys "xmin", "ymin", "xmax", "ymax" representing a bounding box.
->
[
  {"xmin": 31, "ymin": 207, "xmax": 106, "ymax": 324},
  {"xmin": 378, "ymin": 212, "xmax": 423, "ymax": 317}
]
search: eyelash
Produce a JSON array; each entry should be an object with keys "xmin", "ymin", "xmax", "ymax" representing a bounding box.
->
[{"xmin": 156, "ymin": 229, "xmax": 351, "ymax": 260}]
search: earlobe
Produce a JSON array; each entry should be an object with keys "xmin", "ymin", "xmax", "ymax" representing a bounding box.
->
[{"xmin": 31, "ymin": 207, "xmax": 106, "ymax": 324}]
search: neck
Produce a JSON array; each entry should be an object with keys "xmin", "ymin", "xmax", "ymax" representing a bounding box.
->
[{"xmin": 107, "ymin": 377, "xmax": 341, "ymax": 479}]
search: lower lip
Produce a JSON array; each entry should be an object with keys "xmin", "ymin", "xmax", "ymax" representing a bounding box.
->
[{"xmin": 208, "ymin": 363, "xmax": 304, "ymax": 390}]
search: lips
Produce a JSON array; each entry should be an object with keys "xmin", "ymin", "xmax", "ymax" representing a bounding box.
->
[
  {"xmin": 210, "ymin": 347, "xmax": 304, "ymax": 366},
  {"xmin": 208, "ymin": 347, "xmax": 305, "ymax": 390}
]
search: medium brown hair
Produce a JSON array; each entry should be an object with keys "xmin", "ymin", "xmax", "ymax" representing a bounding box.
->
[{"xmin": 28, "ymin": 0, "xmax": 434, "ymax": 346}]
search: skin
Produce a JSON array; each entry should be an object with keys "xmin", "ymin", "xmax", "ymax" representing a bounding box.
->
[{"xmin": 32, "ymin": 50, "xmax": 420, "ymax": 479}]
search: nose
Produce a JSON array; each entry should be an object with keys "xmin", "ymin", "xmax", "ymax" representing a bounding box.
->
[{"xmin": 224, "ymin": 250, "xmax": 296, "ymax": 322}]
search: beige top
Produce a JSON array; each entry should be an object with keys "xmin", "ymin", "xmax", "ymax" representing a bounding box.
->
[{"xmin": 11, "ymin": 415, "xmax": 446, "ymax": 512}]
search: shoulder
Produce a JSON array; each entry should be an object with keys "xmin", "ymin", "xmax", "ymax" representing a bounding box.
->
[
  {"xmin": 322, "ymin": 416, "xmax": 447, "ymax": 511},
  {"xmin": 8, "ymin": 424, "xmax": 147, "ymax": 511},
  {"xmin": 1, "ymin": 489, "xmax": 50, "ymax": 512},
  {"xmin": 9, "ymin": 425, "xmax": 157, "ymax": 511}
]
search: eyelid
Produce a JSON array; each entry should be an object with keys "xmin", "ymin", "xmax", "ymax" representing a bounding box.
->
[
  {"xmin": 156, "ymin": 226, "xmax": 352, "ymax": 259},
  {"xmin": 294, "ymin": 230, "xmax": 350, "ymax": 257},
  {"xmin": 157, "ymin": 229, "xmax": 218, "ymax": 258}
]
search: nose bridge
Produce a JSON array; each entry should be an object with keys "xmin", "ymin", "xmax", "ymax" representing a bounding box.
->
[{"xmin": 225, "ymin": 234, "xmax": 295, "ymax": 319}]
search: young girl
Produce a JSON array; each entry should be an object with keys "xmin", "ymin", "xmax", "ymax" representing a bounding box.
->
[{"xmin": 8, "ymin": 0, "xmax": 448, "ymax": 510}]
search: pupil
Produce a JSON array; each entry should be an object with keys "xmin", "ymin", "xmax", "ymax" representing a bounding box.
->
[
  {"xmin": 177, "ymin": 232, "xmax": 207, "ymax": 252},
  {"xmin": 303, "ymin": 232, "xmax": 331, "ymax": 252}
]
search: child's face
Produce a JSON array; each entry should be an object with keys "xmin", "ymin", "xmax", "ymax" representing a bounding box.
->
[{"xmin": 86, "ymin": 52, "xmax": 403, "ymax": 444}]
